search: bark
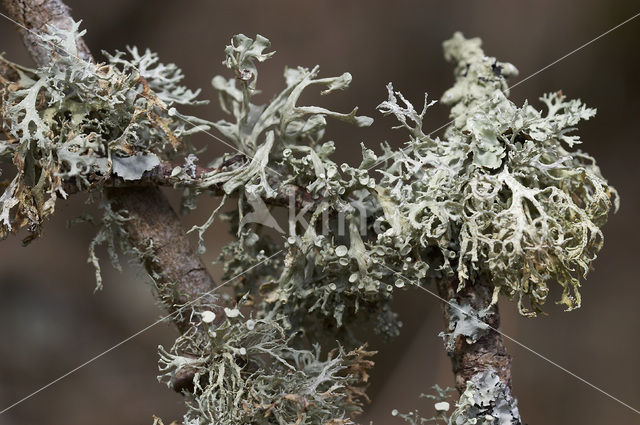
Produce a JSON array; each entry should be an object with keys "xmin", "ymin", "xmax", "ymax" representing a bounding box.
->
[
  {"xmin": 1, "ymin": 0, "xmax": 91, "ymax": 66},
  {"xmin": 436, "ymin": 276, "xmax": 514, "ymax": 394},
  {"xmin": 105, "ymin": 186, "xmax": 222, "ymax": 332}
]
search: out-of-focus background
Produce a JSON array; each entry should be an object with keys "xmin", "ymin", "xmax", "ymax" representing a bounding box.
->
[{"xmin": 0, "ymin": 1, "xmax": 638, "ymax": 424}]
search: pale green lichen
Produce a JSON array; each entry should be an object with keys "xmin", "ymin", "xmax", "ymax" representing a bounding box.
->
[
  {"xmin": 376, "ymin": 32, "xmax": 617, "ymax": 314},
  {"xmin": 207, "ymin": 34, "xmax": 406, "ymax": 345},
  {"xmin": 86, "ymin": 200, "xmax": 131, "ymax": 290}
]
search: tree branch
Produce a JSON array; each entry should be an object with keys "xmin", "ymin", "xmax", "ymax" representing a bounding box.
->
[{"xmin": 436, "ymin": 276, "xmax": 514, "ymax": 394}]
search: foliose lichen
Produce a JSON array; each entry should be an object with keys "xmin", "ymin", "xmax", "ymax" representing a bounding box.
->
[
  {"xmin": 438, "ymin": 300, "xmax": 491, "ymax": 353},
  {"xmin": 448, "ymin": 369, "xmax": 521, "ymax": 425},
  {"xmin": 392, "ymin": 371, "xmax": 520, "ymax": 425}
]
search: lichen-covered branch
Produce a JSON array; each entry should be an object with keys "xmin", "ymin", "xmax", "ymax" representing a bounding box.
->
[
  {"xmin": 0, "ymin": 4, "xmax": 617, "ymax": 423},
  {"xmin": 1, "ymin": 0, "xmax": 220, "ymax": 333},
  {"xmin": 61, "ymin": 158, "xmax": 320, "ymax": 210},
  {"xmin": 377, "ymin": 32, "xmax": 614, "ymax": 425}
]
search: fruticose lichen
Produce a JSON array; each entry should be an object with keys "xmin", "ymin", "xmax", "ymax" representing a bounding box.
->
[
  {"xmin": 207, "ymin": 34, "xmax": 406, "ymax": 345},
  {"xmin": 158, "ymin": 302, "xmax": 374, "ymax": 425},
  {"xmin": 391, "ymin": 385, "xmax": 455, "ymax": 424}
]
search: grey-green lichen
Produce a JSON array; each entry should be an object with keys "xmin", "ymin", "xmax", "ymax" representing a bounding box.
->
[
  {"xmin": 391, "ymin": 385, "xmax": 455, "ymax": 424},
  {"xmin": 207, "ymin": 34, "xmax": 405, "ymax": 345},
  {"xmin": 439, "ymin": 300, "xmax": 490, "ymax": 353},
  {"xmin": 448, "ymin": 369, "xmax": 520, "ymax": 425},
  {"xmin": 159, "ymin": 302, "xmax": 374, "ymax": 425}
]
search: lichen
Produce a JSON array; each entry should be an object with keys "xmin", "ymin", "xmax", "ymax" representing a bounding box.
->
[
  {"xmin": 392, "ymin": 371, "xmax": 521, "ymax": 425},
  {"xmin": 391, "ymin": 385, "xmax": 455, "ymax": 424},
  {"xmin": 207, "ymin": 34, "xmax": 408, "ymax": 345},
  {"xmin": 448, "ymin": 370, "xmax": 521, "ymax": 425},
  {"xmin": 439, "ymin": 300, "xmax": 490, "ymax": 353}
]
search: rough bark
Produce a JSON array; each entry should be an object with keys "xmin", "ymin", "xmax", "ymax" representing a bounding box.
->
[
  {"xmin": 436, "ymin": 276, "xmax": 514, "ymax": 394},
  {"xmin": 1, "ymin": 0, "xmax": 220, "ymax": 336},
  {"xmin": 105, "ymin": 186, "xmax": 222, "ymax": 332}
]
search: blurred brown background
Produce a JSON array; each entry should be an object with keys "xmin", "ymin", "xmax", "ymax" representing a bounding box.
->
[{"xmin": 0, "ymin": 1, "xmax": 638, "ymax": 424}]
